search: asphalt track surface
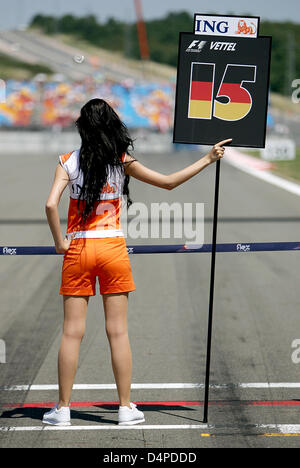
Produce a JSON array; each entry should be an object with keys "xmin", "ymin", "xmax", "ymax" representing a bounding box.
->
[{"xmin": 0, "ymin": 148, "xmax": 300, "ymax": 448}]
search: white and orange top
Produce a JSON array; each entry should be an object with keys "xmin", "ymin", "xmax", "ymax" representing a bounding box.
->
[{"xmin": 59, "ymin": 149, "xmax": 126, "ymax": 239}]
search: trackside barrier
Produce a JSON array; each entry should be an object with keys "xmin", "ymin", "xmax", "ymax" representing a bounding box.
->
[{"xmin": 1, "ymin": 242, "xmax": 300, "ymax": 256}]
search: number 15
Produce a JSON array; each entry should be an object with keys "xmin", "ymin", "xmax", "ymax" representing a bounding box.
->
[{"xmin": 188, "ymin": 63, "xmax": 256, "ymax": 121}]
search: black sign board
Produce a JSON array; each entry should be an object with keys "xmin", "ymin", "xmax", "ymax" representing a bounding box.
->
[{"xmin": 173, "ymin": 33, "xmax": 272, "ymax": 148}]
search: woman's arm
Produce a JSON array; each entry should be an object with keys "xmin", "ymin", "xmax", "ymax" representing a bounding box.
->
[
  {"xmin": 125, "ymin": 139, "xmax": 232, "ymax": 189},
  {"xmin": 45, "ymin": 163, "xmax": 73, "ymax": 253}
]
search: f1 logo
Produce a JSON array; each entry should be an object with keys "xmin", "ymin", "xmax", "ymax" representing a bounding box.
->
[{"xmin": 187, "ymin": 40, "xmax": 207, "ymax": 50}]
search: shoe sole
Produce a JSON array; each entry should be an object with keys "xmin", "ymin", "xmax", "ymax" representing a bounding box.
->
[
  {"xmin": 42, "ymin": 420, "xmax": 71, "ymax": 426},
  {"xmin": 118, "ymin": 418, "xmax": 145, "ymax": 426}
]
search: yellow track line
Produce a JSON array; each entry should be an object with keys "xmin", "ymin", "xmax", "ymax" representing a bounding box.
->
[{"xmin": 262, "ymin": 433, "xmax": 300, "ymax": 437}]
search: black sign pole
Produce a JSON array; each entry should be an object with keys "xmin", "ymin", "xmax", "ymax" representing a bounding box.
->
[{"xmin": 203, "ymin": 158, "xmax": 221, "ymax": 424}]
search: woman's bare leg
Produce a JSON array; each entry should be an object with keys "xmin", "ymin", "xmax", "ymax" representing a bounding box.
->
[
  {"xmin": 58, "ymin": 295, "xmax": 89, "ymax": 408},
  {"xmin": 102, "ymin": 293, "xmax": 132, "ymax": 409}
]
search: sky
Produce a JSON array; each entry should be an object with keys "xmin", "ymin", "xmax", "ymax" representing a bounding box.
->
[{"xmin": 0, "ymin": 0, "xmax": 299, "ymax": 30}]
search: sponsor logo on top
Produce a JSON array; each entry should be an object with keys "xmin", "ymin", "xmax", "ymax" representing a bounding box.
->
[
  {"xmin": 235, "ymin": 19, "xmax": 257, "ymax": 36},
  {"xmin": 102, "ymin": 182, "xmax": 117, "ymax": 194},
  {"xmin": 194, "ymin": 15, "xmax": 258, "ymax": 39},
  {"xmin": 71, "ymin": 181, "xmax": 117, "ymax": 195}
]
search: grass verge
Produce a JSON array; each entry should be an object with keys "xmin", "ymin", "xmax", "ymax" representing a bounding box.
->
[
  {"xmin": 272, "ymin": 148, "xmax": 300, "ymax": 183},
  {"xmin": 242, "ymin": 148, "xmax": 300, "ymax": 183}
]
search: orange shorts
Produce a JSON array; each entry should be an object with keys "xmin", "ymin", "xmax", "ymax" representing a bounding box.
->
[{"xmin": 60, "ymin": 237, "xmax": 135, "ymax": 296}]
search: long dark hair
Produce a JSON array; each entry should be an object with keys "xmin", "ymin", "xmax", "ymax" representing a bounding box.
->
[{"xmin": 75, "ymin": 98, "xmax": 134, "ymax": 224}]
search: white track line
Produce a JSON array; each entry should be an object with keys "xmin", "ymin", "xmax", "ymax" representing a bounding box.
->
[
  {"xmin": 2, "ymin": 424, "xmax": 300, "ymax": 433},
  {"xmin": 2, "ymin": 383, "xmax": 300, "ymax": 391},
  {"xmin": 1, "ymin": 383, "xmax": 202, "ymax": 391},
  {"xmin": 259, "ymin": 425, "xmax": 300, "ymax": 434},
  {"xmin": 0, "ymin": 424, "xmax": 211, "ymax": 432}
]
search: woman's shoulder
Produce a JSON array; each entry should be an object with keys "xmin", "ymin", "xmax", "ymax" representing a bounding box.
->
[
  {"xmin": 59, "ymin": 149, "xmax": 80, "ymax": 177},
  {"xmin": 60, "ymin": 149, "xmax": 79, "ymax": 164}
]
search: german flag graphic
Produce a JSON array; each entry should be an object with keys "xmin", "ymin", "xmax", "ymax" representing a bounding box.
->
[
  {"xmin": 188, "ymin": 63, "xmax": 214, "ymax": 119},
  {"xmin": 214, "ymin": 65, "xmax": 252, "ymax": 121}
]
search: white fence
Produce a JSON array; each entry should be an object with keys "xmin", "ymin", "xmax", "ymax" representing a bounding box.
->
[
  {"xmin": 0, "ymin": 131, "xmax": 81, "ymax": 154},
  {"xmin": 0, "ymin": 131, "xmax": 174, "ymax": 154}
]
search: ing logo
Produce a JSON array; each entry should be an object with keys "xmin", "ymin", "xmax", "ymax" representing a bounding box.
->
[{"xmin": 236, "ymin": 19, "xmax": 257, "ymax": 36}]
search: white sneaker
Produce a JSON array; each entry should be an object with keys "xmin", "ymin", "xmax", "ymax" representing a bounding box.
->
[
  {"xmin": 118, "ymin": 402, "xmax": 145, "ymax": 426},
  {"xmin": 42, "ymin": 404, "xmax": 71, "ymax": 426}
]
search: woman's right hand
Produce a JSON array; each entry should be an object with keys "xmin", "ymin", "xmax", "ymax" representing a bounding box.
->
[
  {"xmin": 55, "ymin": 233, "xmax": 76, "ymax": 254},
  {"xmin": 206, "ymin": 139, "xmax": 232, "ymax": 164}
]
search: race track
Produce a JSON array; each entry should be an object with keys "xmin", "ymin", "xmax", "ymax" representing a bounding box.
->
[{"xmin": 0, "ymin": 147, "xmax": 299, "ymax": 448}]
